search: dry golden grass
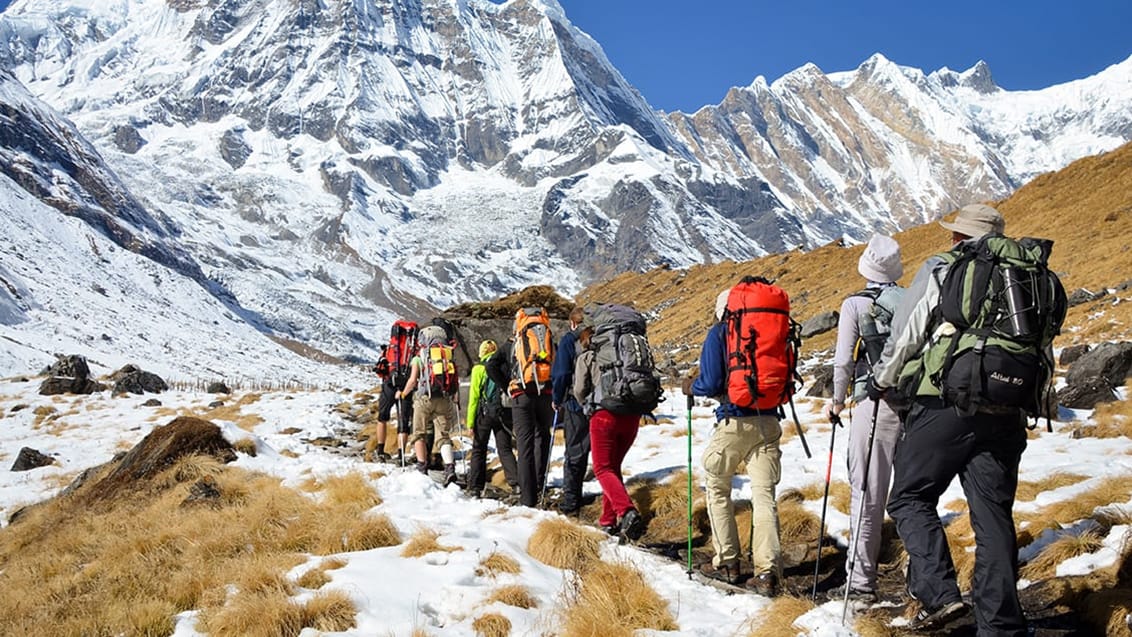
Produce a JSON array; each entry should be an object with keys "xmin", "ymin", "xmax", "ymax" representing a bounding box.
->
[
  {"xmin": 232, "ymin": 437, "xmax": 258, "ymax": 456},
  {"xmin": 560, "ymin": 560, "xmax": 678, "ymax": 637},
  {"xmin": 1081, "ymin": 588, "xmax": 1132, "ymax": 637},
  {"xmin": 299, "ymin": 590, "xmax": 358, "ymax": 632},
  {"xmin": 0, "ymin": 462, "xmax": 395, "ymax": 637},
  {"xmin": 778, "ymin": 497, "xmax": 823, "ymax": 548},
  {"xmin": 527, "ymin": 518, "xmax": 604, "ymax": 572},
  {"xmin": 626, "ymin": 471, "xmax": 709, "ymax": 543},
  {"xmin": 476, "ymin": 551, "xmax": 522, "ymax": 578},
  {"xmin": 297, "ymin": 565, "xmax": 332, "ymax": 589},
  {"xmin": 486, "ymin": 584, "xmax": 537, "ymax": 609},
  {"xmin": 745, "ymin": 595, "xmax": 816, "ymax": 637},
  {"xmin": 578, "ymin": 142, "xmax": 1132, "ymax": 361},
  {"xmin": 944, "ymin": 512, "xmax": 977, "ymax": 592},
  {"xmin": 472, "ymin": 612, "xmax": 512, "ymax": 637},
  {"xmin": 853, "ymin": 614, "xmax": 898, "ymax": 637},
  {"xmin": 401, "ymin": 528, "xmax": 462, "ymax": 558},
  {"xmin": 797, "ymin": 480, "xmax": 852, "ymax": 515},
  {"xmin": 1018, "ymin": 476, "xmax": 1132, "ymax": 531},
  {"xmin": 1021, "ymin": 530, "xmax": 1105, "ymax": 581},
  {"xmin": 1084, "ymin": 385, "xmax": 1132, "ymax": 439},
  {"xmin": 1016, "ymin": 472, "xmax": 1090, "ymax": 502},
  {"xmin": 318, "ymin": 472, "xmax": 382, "ymax": 510}
]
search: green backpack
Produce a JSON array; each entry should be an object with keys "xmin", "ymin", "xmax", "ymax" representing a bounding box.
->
[{"xmin": 896, "ymin": 234, "xmax": 1067, "ymax": 416}]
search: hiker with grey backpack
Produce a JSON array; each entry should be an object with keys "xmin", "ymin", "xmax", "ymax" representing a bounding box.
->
[
  {"xmin": 823, "ymin": 234, "xmax": 906, "ymax": 608},
  {"xmin": 572, "ymin": 303, "xmax": 663, "ymax": 543},
  {"xmin": 397, "ymin": 325, "xmax": 462, "ymax": 485},
  {"xmin": 869, "ymin": 204, "xmax": 1066, "ymax": 634}
]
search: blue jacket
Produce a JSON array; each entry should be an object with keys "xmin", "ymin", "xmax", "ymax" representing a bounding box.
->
[
  {"xmin": 691, "ymin": 322, "xmax": 769, "ymax": 420},
  {"xmin": 551, "ymin": 328, "xmax": 583, "ymax": 413}
]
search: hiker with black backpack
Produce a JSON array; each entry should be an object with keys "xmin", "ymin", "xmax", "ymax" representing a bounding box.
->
[
  {"xmin": 397, "ymin": 325, "xmax": 462, "ymax": 484},
  {"xmin": 509, "ymin": 307, "xmax": 556, "ymax": 508},
  {"xmin": 465, "ymin": 339, "xmax": 520, "ymax": 498},
  {"xmin": 551, "ymin": 306, "xmax": 590, "ymax": 516},
  {"xmin": 825, "ymin": 234, "xmax": 905, "ymax": 607},
  {"xmin": 869, "ymin": 204, "xmax": 1066, "ymax": 634},
  {"xmin": 683, "ymin": 278, "xmax": 801, "ymax": 598}
]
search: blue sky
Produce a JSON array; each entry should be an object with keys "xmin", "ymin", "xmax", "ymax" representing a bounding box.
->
[
  {"xmin": 2, "ymin": 0, "xmax": 1129, "ymax": 113},
  {"xmin": 558, "ymin": 0, "xmax": 1132, "ymax": 112}
]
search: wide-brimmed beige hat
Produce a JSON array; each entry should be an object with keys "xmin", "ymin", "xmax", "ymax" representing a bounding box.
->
[{"xmin": 939, "ymin": 203, "xmax": 1005, "ymax": 239}]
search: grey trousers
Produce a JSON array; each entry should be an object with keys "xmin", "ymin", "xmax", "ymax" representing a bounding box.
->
[{"xmin": 845, "ymin": 398, "xmax": 901, "ymax": 591}]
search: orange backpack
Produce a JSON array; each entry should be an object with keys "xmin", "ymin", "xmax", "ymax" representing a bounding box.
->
[
  {"xmin": 418, "ymin": 325, "xmax": 458, "ymax": 397},
  {"xmin": 723, "ymin": 277, "xmax": 800, "ymax": 410},
  {"xmin": 512, "ymin": 307, "xmax": 554, "ymax": 392}
]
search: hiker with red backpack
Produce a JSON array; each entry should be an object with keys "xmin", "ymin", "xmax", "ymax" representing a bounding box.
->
[
  {"xmin": 397, "ymin": 325, "xmax": 461, "ymax": 484},
  {"xmin": 683, "ymin": 277, "xmax": 802, "ymax": 597},
  {"xmin": 824, "ymin": 234, "xmax": 906, "ymax": 607},
  {"xmin": 365, "ymin": 321, "xmax": 419, "ymax": 464},
  {"xmin": 509, "ymin": 307, "xmax": 556, "ymax": 508},
  {"xmin": 869, "ymin": 204, "xmax": 1066, "ymax": 633}
]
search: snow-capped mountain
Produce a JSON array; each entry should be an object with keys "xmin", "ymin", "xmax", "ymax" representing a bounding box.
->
[{"xmin": 1, "ymin": 0, "xmax": 1130, "ymax": 377}]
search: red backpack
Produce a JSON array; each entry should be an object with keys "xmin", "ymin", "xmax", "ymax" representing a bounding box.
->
[
  {"xmin": 387, "ymin": 320, "xmax": 419, "ymax": 386},
  {"xmin": 723, "ymin": 277, "xmax": 800, "ymax": 410}
]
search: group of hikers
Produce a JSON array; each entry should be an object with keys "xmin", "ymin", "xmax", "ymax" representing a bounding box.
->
[{"xmin": 365, "ymin": 203, "xmax": 1066, "ymax": 637}]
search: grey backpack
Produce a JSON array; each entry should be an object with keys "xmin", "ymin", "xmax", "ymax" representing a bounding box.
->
[{"xmin": 586, "ymin": 303, "xmax": 664, "ymax": 415}]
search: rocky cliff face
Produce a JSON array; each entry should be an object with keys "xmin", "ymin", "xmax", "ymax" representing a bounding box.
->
[{"xmin": 1, "ymin": 0, "xmax": 1131, "ymax": 370}]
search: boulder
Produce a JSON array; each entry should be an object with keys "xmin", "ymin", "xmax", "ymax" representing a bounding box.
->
[
  {"xmin": 113, "ymin": 370, "xmax": 169, "ymax": 394},
  {"xmin": 805, "ymin": 365, "xmax": 835, "ymax": 398},
  {"xmin": 45, "ymin": 354, "xmax": 91, "ymax": 380},
  {"xmin": 142, "ymin": 398, "xmax": 162, "ymax": 407},
  {"xmin": 87, "ymin": 417, "xmax": 236, "ymax": 501},
  {"xmin": 206, "ymin": 382, "xmax": 231, "ymax": 394},
  {"xmin": 1066, "ymin": 288, "xmax": 1107, "ymax": 308},
  {"xmin": 1058, "ymin": 344, "xmax": 1091, "ymax": 367},
  {"xmin": 1057, "ymin": 376, "xmax": 1118, "ymax": 410},
  {"xmin": 39, "ymin": 376, "xmax": 104, "ymax": 395},
  {"xmin": 800, "ymin": 311, "xmax": 839, "ymax": 338},
  {"xmin": 10, "ymin": 447, "xmax": 55, "ymax": 472},
  {"xmin": 1065, "ymin": 341, "xmax": 1132, "ymax": 387}
]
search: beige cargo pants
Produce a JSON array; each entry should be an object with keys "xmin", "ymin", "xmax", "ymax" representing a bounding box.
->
[{"xmin": 702, "ymin": 415, "xmax": 783, "ymax": 577}]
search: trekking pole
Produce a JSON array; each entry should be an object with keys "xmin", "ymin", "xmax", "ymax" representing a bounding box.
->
[
  {"xmin": 397, "ymin": 396, "xmax": 406, "ymax": 468},
  {"xmin": 540, "ymin": 407, "xmax": 560, "ymax": 508},
  {"xmin": 842, "ymin": 398, "xmax": 881, "ymax": 625},
  {"xmin": 788, "ymin": 395, "xmax": 812, "ymax": 458},
  {"xmin": 686, "ymin": 393, "xmax": 694, "ymax": 580},
  {"xmin": 812, "ymin": 411, "xmax": 843, "ymax": 600}
]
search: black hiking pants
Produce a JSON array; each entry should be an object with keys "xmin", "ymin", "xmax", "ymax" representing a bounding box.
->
[
  {"xmin": 466, "ymin": 411, "xmax": 519, "ymax": 495},
  {"xmin": 887, "ymin": 400, "xmax": 1028, "ymax": 637},
  {"xmin": 559, "ymin": 406, "xmax": 591, "ymax": 512},
  {"xmin": 512, "ymin": 390, "xmax": 553, "ymax": 507}
]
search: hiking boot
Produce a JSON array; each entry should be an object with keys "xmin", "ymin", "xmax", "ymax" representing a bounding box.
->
[
  {"xmin": 618, "ymin": 508, "xmax": 646, "ymax": 544},
  {"xmin": 375, "ymin": 451, "xmax": 390, "ymax": 463},
  {"xmin": 415, "ymin": 461, "xmax": 428, "ymax": 475},
  {"xmin": 910, "ymin": 600, "xmax": 967, "ymax": 630},
  {"xmin": 698, "ymin": 562, "xmax": 741, "ymax": 585},
  {"xmin": 557, "ymin": 503, "xmax": 581, "ymax": 517},
  {"xmin": 443, "ymin": 463, "xmax": 457, "ymax": 486},
  {"xmin": 832, "ymin": 583, "xmax": 878, "ymax": 607},
  {"xmin": 601, "ymin": 524, "xmax": 619, "ymax": 537},
  {"xmin": 747, "ymin": 571, "xmax": 779, "ymax": 597}
]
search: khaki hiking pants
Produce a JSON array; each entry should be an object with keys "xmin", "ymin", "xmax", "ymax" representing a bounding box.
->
[
  {"xmin": 410, "ymin": 394, "xmax": 457, "ymax": 447},
  {"xmin": 702, "ymin": 415, "xmax": 783, "ymax": 576}
]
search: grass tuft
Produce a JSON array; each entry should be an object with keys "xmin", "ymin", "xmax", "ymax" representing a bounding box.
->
[
  {"xmin": 527, "ymin": 518, "xmax": 603, "ymax": 572},
  {"xmin": 745, "ymin": 595, "xmax": 817, "ymax": 637},
  {"xmin": 472, "ymin": 612, "xmax": 512, "ymax": 637},
  {"xmin": 299, "ymin": 589, "xmax": 357, "ymax": 631},
  {"xmin": 401, "ymin": 528, "xmax": 461, "ymax": 558},
  {"xmin": 561, "ymin": 560, "xmax": 677, "ymax": 636},
  {"xmin": 1016, "ymin": 472, "xmax": 1090, "ymax": 502},
  {"xmin": 1021, "ymin": 530, "xmax": 1105, "ymax": 581},
  {"xmin": 486, "ymin": 584, "xmax": 537, "ymax": 609},
  {"xmin": 476, "ymin": 551, "xmax": 521, "ymax": 578}
]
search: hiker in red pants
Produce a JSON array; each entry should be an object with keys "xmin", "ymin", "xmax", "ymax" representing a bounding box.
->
[{"xmin": 572, "ymin": 325, "xmax": 644, "ymax": 543}]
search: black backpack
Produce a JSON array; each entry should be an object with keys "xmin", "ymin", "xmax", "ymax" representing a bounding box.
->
[
  {"xmin": 586, "ymin": 303, "xmax": 664, "ymax": 415},
  {"xmin": 901, "ymin": 234, "xmax": 1067, "ymax": 416}
]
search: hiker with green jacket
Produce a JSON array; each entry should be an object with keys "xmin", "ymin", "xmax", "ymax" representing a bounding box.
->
[{"xmin": 465, "ymin": 340, "xmax": 519, "ymax": 497}]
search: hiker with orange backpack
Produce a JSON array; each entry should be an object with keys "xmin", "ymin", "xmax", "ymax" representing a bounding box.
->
[
  {"xmin": 509, "ymin": 307, "xmax": 556, "ymax": 508},
  {"xmin": 683, "ymin": 278, "xmax": 801, "ymax": 598},
  {"xmin": 397, "ymin": 325, "xmax": 461, "ymax": 484}
]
